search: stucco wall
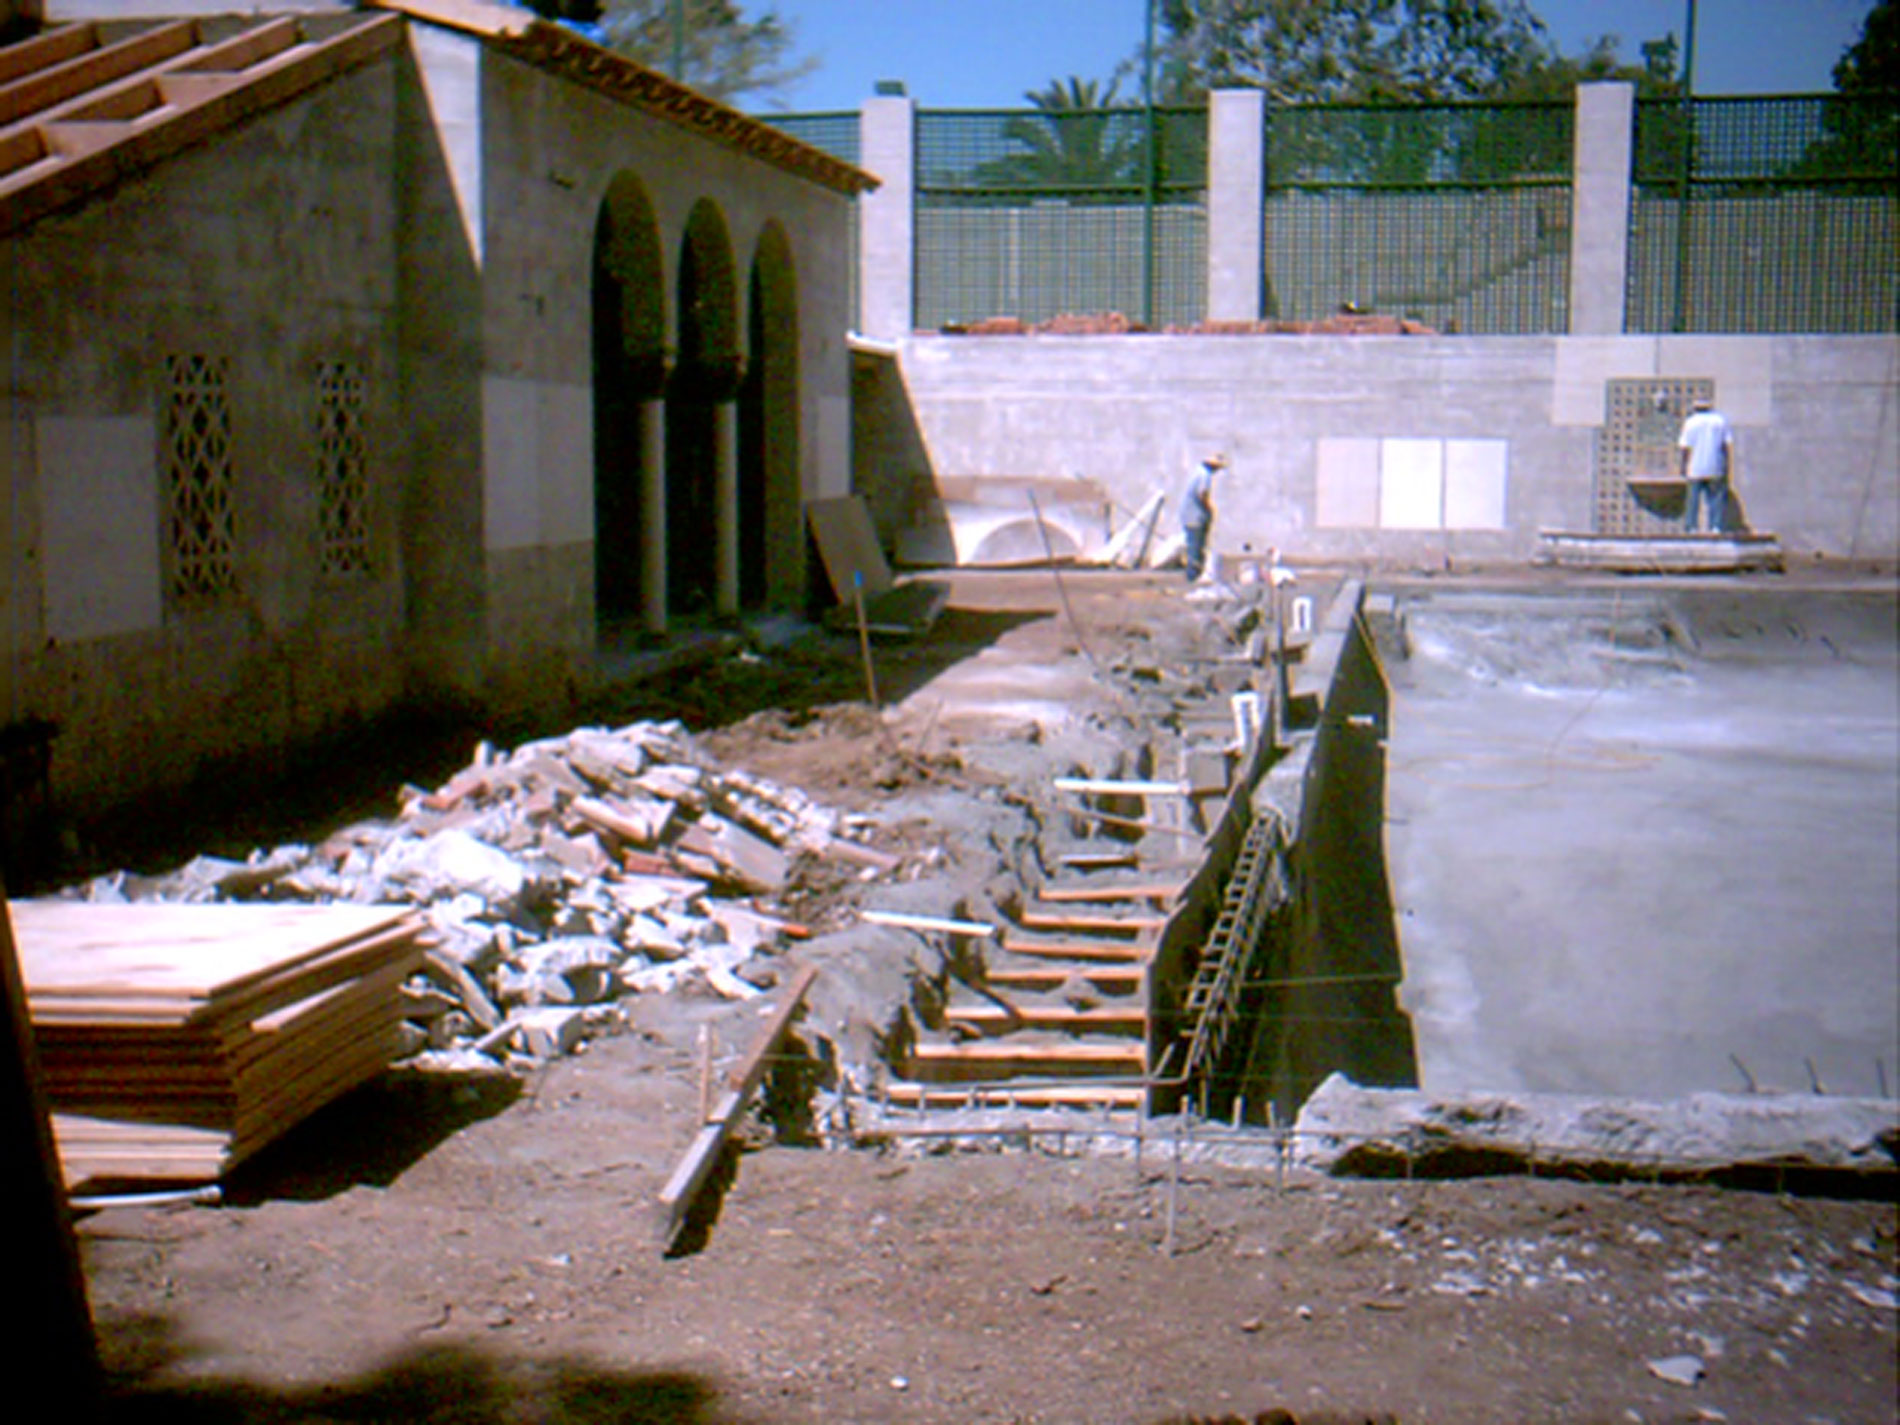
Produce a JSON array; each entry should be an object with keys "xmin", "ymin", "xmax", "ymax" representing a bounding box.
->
[
  {"xmin": 3, "ymin": 17, "xmax": 864, "ymax": 841},
  {"xmin": 473, "ymin": 43, "xmax": 857, "ymax": 705},
  {"xmin": 874, "ymin": 332, "xmax": 1899, "ymax": 565},
  {"xmin": 2, "ymin": 52, "xmax": 407, "ymax": 820}
]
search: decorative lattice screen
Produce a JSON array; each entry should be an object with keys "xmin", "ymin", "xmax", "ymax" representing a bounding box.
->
[
  {"xmin": 1593, "ymin": 377, "xmax": 1714, "ymax": 536},
  {"xmin": 315, "ymin": 360, "xmax": 369, "ymax": 576},
  {"xmin": 163, "ymin": 353, "xmax": 236, "ymax": 601}
]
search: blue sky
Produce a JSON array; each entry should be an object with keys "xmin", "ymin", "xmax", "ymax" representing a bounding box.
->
[{"xmin": 763, "ymin": 1, "xmax": 1875, "ymax": 111}]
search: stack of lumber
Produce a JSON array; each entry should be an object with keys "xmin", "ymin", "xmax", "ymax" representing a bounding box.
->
[{"xmin": 10, "ymin": 901, "xmax": 426, "ymax": 1189}]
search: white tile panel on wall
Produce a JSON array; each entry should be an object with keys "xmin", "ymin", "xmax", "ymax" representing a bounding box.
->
[
  {"xmin": 1444, "ymin": 439, "xmax": 1509, "ymax": 530},
  {"xmin": 1380, "ymin": 438, "xmax": 1445, "ymax": 530},
  {"xmin": 39, "ymin": 416, "xmax": 162, "ymax": 641},
  {"xmin": 1315, "ymin": 437, "xmax": 1381, "ymax": 528}
]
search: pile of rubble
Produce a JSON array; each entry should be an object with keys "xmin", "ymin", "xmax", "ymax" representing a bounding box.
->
[{"xmin": 60, "ymin": 720, "xmax": 914, "ymax": 1070}]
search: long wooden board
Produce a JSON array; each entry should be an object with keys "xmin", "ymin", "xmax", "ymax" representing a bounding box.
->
[
  {"xmin": 12, "ymin": 900, "xmax": 427, "ymax": 1188},
  {"xmin": 656, "ymin": 963, "xmax": 819, "ymax": 1253}
]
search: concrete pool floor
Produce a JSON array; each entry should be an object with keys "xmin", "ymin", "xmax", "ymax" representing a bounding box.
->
[{"xmin": 1377, "ymin": 572, "xmax": 1899, "ymax": 1103}]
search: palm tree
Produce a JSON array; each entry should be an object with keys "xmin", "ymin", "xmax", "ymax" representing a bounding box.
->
[{"xmin": 973, "ymin": 76, "xmax": 1146, "ymax": 192}]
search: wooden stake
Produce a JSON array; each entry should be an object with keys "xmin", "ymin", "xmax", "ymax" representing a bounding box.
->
[
  {"xmin": 696, "ymin": 1023, "xmax": 714, "ymax": 1125},
  {"xmin": 852, "ymin": 570, "xmax": 879, "ymax": 709},
  {"xmin": 656, "ymin": 964, "xmax": 820, "ymax": 1254}
]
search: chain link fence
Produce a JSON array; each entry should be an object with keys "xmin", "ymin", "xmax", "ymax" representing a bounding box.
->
[
  {"xmin": 1629, "ymin": 94, "xmax": 1899, "ymax": 333},
  {"xmin": 1263, "ymin": 101, "xmax": 1573, "ymax": 333},
  {"xmin": 764, "ymin": 111, "xmax": 863, "ymax": 329},
  {"xmin": 770, "ymin": 92, "xmax": 1896, "ymax": 337},
  {"xmin": 913, "ymin": 105, "xmax": 1207, "ymax": 330}
]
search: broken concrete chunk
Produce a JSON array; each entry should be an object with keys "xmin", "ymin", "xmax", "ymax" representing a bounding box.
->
[
  {"xmin": 539, "ymin": 826, "xmax": 612, "ymax": 880},
  {"xmin": 676, "ymin": 814, "xmax": 789, "ymax": 895},
  {"xmin": 515, "ymin": 752, "xmax": 590, "ymax": 800},
  {"xmin": 1647, "ymin": 1355, "xmax": 1705, "ymax": 1387},
  {"xmin": 496, "ymin": 935, "xmax": 624, "ymax": 1007},
  {"xmin": 373, "ymin": 829, "xmax": 526, "ymax": 911},
  {"xmin": 625, "ymin": 912, "xmax": 685, "ymax": 960},
  {"xmin": 704, "ymin": 902, "xmax": 790, "ymax": 956},
  {"xmin": 422, "ymin": 947, "xmax": 503, "ymax": 1030},
  {"xmin": 512, "ymin": 1005, "xmax": 594, "ymax": 1059},
  {"xmin": 635, "ymin": 764, "xmax": 708, "ymax": 811},
  {"xmin": 571, "ymin": 794, "xmax": 674, "ymax": 847}
]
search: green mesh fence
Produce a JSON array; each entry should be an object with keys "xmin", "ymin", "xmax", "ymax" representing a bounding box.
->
[
  {"xmin": 1629, "ymin": 94, "xmax": 1899, "ymax": 333},
  {"xmin": 1263, "ymin": 101, "xmax": 1572, "ymax": 333},
  {"xmin": 913, "ymin": 106, "xmax": 1207, "ymax": 329},
  {"xmin": 763, "ymin": 112, "xmax": 862, "ymax": 329}
]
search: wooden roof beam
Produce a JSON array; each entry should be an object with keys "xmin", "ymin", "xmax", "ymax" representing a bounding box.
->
[
  {"xmin": 0, "ymin": 22, "xmax": 98, "ymax": 88},
  {"xmin": 0, "ymin": 21, "xmax": 193, "ymax": 128}
]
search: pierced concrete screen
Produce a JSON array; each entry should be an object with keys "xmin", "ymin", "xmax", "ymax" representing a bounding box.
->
[
  {"xmin": 163, "ymin": 353, "xmax": 237, "ymax": 602},
  {"xmin": 1594, "ymin": 377, "xmax": 1713, "ymax": 536},
  {"xmin": 315, "ymin": 360, "xmax": 369, "ymax": 576}
]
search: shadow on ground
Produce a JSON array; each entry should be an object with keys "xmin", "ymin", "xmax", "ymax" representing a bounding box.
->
[
  {"xmin": 103, "ymin": 1335, "xmax": 721, "ymax": 1424},
  {"xmin": 42, "ymin": 606, "xmax": 1044, "ymax": 891},
  {"xmin": 216, "ymin": 1070, "xmax": 521, "ymax": 1206}
]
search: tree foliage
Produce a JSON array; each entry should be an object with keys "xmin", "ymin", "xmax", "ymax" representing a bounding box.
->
[
  {"xmin": 1834, "ymin": 0, "xmax": 1898, "ymax": 94},
  {"xmin": 1150, "ymin": 0, "xmax": 1550, "ymax": 103},
  {"xmin": 1799, "ymin": 0, "xmax": 1899, "ymax": 182},
  {"xmin": 974, "ymin": 77, "xmax": 1147, "ymax": 189},
  {"xmin": 594, "ymin": 0, "xmax": 816, "ymax": 107},
  {"xmin": 1145, "ymin": 0, "xmax": 1684, "ymax": 104}
]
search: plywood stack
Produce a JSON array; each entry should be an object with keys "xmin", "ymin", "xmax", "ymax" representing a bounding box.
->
[{"xmin": 10, "ymin": 901, "xmax": 426, "ymax": 1189}]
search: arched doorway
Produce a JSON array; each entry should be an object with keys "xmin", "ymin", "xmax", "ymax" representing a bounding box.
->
[
  {"xmin": 740, "ymin": 222, "xmax": 800, "ymax": 611},
  {"xmin": 669, "ymin": 199, "xmax": 741, "ymax": 618},
  {"xmin": 590, "ymin": 173, "xmax": 667, "ymax": 634}
]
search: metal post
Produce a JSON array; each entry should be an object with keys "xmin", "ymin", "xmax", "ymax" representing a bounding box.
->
[
  {"xmin": 1142, "ymin": 0, "xmax": 1158, "ymax": 328},
  {"xmin": 1163, "ymin": 1113, "xmax": 1181, "ymax": 1256},
  {"xmin": 1671, "ymin": 0, "xmax": 1699, "ymax": 333}
]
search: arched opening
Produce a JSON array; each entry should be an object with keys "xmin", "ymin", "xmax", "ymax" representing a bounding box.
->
[
  {"xmin": 668, "ymin": 199, "xmax": 741, "ymax": 618},
  {"xmin": 740, "ymin": 222, "xmax": 801, "ymax": 611},
  {"xmin": 590, "ymin": 173, "xmax": 667, "ymax": 633}
]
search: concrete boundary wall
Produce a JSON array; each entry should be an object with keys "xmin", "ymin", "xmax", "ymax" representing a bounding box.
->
[
  {"xmin": 865, "ymin": 332, "xmax": 1899, "ymax": 564},
  {"xmin": 1245, "ymin": 582, "xmax": 1417, "ymax": 1117}
]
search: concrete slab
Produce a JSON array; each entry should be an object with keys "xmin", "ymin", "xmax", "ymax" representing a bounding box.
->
[{"xmin": 1381, "ymin": 577, "xmax": 1899, "ymax": 1101}]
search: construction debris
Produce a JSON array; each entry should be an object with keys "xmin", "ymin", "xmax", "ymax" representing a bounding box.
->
[{"xmin": 47, "ymin": 720, "xmax": 901, "ymax": 1079}]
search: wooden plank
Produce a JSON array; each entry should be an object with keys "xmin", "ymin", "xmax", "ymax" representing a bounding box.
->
[
  {"xmin": 1019, "ymin": 906, "xmax": 1165, "ymax": 934},
  {"xmin": 655, "ymin": 963, "xmax": 818, "ymax": 1253},
  {"xmin": 1056, "ymin": 851, "xmax": 1140, "ymax": 871},
  {"xmin": 944, "ymin": 1004, "xmax": 1146, "ymax": 1034},
  {"xmin": 806, "ymin": 495, "xmax": 893, "ymax": 602},
  {"xmin": 905, "ymin": 1040, "xmax": 1144, "ymax": 1065},
  {"xmin": 0, "ymin": 20, "xmax": 195, "ymax": 127},
  {"xmin": 984, "ymin": 964, "xmax": 1145, "ymax": 992},
  {"xmin": 10, "ymin": 901, "xmax": 416, "ymax": 1007},
  {"xmin": 1037, "ymin": 881, "xmax": 1184, "ymax": 904},
  {"xmin": 998, "ymin": 934, "xmax": 1150, "ymax": 963},
  {"xmin": 1053, "ymin": 776, "xmax": 1189, "ymax": 798},
  {"xmin": 901, "ymin": 1040, "xmax": 1147, "ymax": 1082},
  {"xmin": 880, "ymin": 1081, "xmax": 1145, "ymax": 1109}
]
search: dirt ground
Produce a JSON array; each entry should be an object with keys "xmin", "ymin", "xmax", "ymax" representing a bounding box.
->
[{"xmin": 61, "ymin": 570, "xmax": 1900, "ymax": 1424}]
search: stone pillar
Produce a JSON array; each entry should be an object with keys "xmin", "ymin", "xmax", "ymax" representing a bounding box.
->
[
  {"xmin": 1207, "ymin": 88, "xmax": 1267, "ymax": 323},
  {"xmin": 1569, "ymin": 82, "xmax": 1635, "ymax": 336},
  {"xmin": 713, "ymin": 399, "xmax": 738, "ymax": 618},
  {"xmin": 858, "ymin": 95, "xmax": 915, "ymax": 341},
  {"xmin": 639, "ymin": 398, "xmax": 666, "ymax": 635}
]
